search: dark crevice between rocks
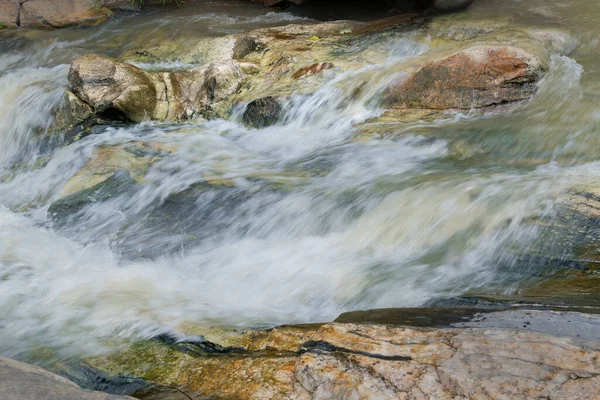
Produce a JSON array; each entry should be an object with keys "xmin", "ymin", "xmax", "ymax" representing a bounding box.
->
[
  {"xmin": 15, "ymin": 3, "xmax": 21, "ymax": 27},
  {"xmin": 151, "ymin": 330, "xmax": 415, "ymax": 363},
  {"xmin": 14, "ymin": 0, "xmax": 30, "ymax": 27},
  {"xmin": 300, "ymin": 340, "xmax": 412, "ymax": 361},
  {"xmin": 283, "ymin": 0, "xmax": 411, "ymax": 22},
  {"xmin": 58, "ymin": 361, "xmax": 200, "ymax": 400},
  {"xmin": 97, "ymin": 106, "xmax": 131, "ymax": 123},
  {"xmin": 153, "ymin": 332, "xmax": 245, "ymax": 356},
  {"xmin": 58, "ymin": 361, "xmax": 151, "ymax": 396},
  {"xmin": 276, "ymin": 0, "xmax": 470, "ymax": 22}
]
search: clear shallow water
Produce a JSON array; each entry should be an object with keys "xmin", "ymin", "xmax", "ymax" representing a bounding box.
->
[{"xmin": 0, "ymin": 0, "xmax": 599, "ymax": 360}]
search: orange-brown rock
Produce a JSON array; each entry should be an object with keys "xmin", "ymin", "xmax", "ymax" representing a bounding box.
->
[
  {"xmin": 88, "ymin": 310, "xmax": 600, "ymax": 400},
  {"xmin": 292, "ymin": 62, "xmax": 335, "ymax": 79},
  {"xmin": 384, "ymin": 46, "xmax": 543, "ymax": 110},
  {"xmin": 0, "ymin": 0, "xmax": 113, "ymax": 29}
]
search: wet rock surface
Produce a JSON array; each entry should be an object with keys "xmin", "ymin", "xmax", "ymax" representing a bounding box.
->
[
  {"xmin": 59, "ymin": 12, "xmax": 570, "ymax": 132},
  {"xmin": 84, "ymin": 309, "xmax": 600, "ymax": 400},
  {"xmin": 242, "ymin": 96, "xmax": 282, "ymax": 128},
  {"xmin": 383, "ymin": 45, "xmax": 543, "ymax": 110},
  {"xmin": 0, "ymin": 356, "xmax": 133, "ymax": 400}
]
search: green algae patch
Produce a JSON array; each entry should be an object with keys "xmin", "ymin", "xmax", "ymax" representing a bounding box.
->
[{"xmin": 86, "ymin": 341, "xmax": 188, "ymax": 384}]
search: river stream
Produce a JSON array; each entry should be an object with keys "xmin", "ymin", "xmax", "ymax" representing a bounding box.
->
[{"xmin": 0, "ymin": 0, "xmax": 599, "ymax": 360}]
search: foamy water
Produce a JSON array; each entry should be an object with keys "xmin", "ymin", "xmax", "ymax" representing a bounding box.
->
[{"xmin": 0, "ymin": 0, "xmax": 599, "ymax": 361}]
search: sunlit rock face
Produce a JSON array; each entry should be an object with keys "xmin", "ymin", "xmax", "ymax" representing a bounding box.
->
[
  {"xmin": 383, "ymin": 45, "xmax": 543, "ymax": 110},
  {"xmin": 68, "ymin": 55, "xmax": 158, "ymax": 123},
  {"xmin": 67, "ymin": 54, "xmax": 249, "ymax": 123},
  {"xmin": 85, "ymin": 310, "xmax": 600, "ymax": 400}
]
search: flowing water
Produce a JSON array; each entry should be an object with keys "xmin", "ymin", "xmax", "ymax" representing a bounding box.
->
[{"xmin": 0, "ymin": 0, "xmax": 599, "ymax": 361}]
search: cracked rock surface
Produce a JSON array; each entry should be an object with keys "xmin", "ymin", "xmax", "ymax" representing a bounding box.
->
[{"xmin": 86, "ymin": 310, "xmax": 600, "ymax": 400}]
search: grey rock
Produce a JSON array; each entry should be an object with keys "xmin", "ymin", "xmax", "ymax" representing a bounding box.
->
[
  {"xmin": 48, "ymin": 90, "xmax": 95, "ymax": 137},
  {"xmin": 233, "ymin": 36, "xmax": 262, "ymax": 60},
  {"xmin": 242, "ymin": 96, "xmax": 282, "ymax": 129},
  {"xmin": 451, "ymin": 309, "xmax": 600, "ymax": 342},
  {"xmin": 0, "ymin": 356, "xmax": 132, "ymax": 400}
]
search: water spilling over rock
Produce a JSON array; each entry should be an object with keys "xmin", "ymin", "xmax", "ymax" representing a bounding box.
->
[{"xmin": 1, "ymin": 0, "xmax": 600, "ymax": 398}]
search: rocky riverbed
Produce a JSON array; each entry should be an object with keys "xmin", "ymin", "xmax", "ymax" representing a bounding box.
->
[
  {"xmin": 1, "ymin": 0, "xmax": 600, "ymax": 399},
  {"xmin": 3, "ymin": 307, "xmax": 600, "ymax": 399}
]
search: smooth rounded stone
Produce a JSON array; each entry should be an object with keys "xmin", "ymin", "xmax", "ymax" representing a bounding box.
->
[
  {"xmin": 66, "ymin": 54, "xmax": 247, "ymax": 123},
  {"xmin": 68, "ymin": 54, "xmax": 157, "ymax": 123},
  {"xmin": 0, "ymin": 357, "xmax": 132, "ymax": 400},
  {"xmin": 242, "ymin": 96, "xmax": 282, "ymax": 128},
  {"xmin": 430, "ymin": 0, "xmax": 473, "ymax": 12}
]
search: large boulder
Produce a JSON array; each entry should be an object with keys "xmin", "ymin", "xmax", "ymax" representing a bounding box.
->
[
  {"xmin": 0, "ymin": 357, "xmax": 132, "ymax": 400},
  {"xmin": 383, "ymin": 45, "xmax": 543, "ymax": 110},
  {"xmin": 0, "ymin": 0, "xmax": 176, "ymax": 29},
  {"xmin": 68, "ymin": 55, "xmax": 157, "ymax": 123},
  {"xmin": 66, "ymin": 55, "xmax": 249, "ymax": 124},
  {"xmin": 86, "ymin": 309, "xmax": 600, "ymax": 399},
  {"xmin": 0, "ymin": 0, "xmax": 112, "ymax": 29}
]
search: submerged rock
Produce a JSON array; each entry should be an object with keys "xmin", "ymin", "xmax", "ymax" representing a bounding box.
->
[
  {"xmin": 384, "ymin": 45, "xmax": 543, "ymax": 110},
  {"xmin": 48, "ymin": 170, "xmax": 139, "ymax": 226},
  {"xmin": 86, "ymin": 309, "xmax": 600, "ymax": 400},
  {"xmin": 0, "ymin": 356, "xmax": 132, "ymax": 399},
  {"xmin": 48, "ymin": 142, "xmax": 175, "ymax": 226},
  {"xmin": 242, "ymin": 96, "xmax": 282, "ymax": 128},
  {"xmin": 58, "ymin": 142, "xmax": 174, "ymax": 198}
]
